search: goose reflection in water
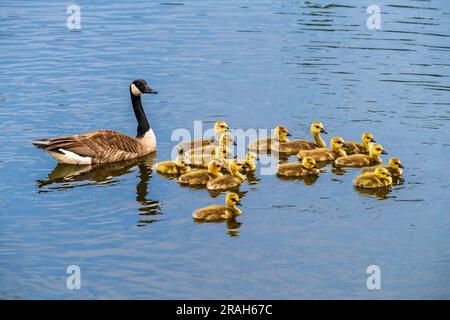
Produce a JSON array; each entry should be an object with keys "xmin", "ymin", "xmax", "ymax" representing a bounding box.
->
[{"xmin": 36, "ymin": 154, "xmax": 162, "ymax": 226}]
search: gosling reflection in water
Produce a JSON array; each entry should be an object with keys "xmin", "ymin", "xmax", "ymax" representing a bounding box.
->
[
  {"xmin": 354, "ymin": 186, "xmax": 392, "ymax": 200},
  {"xmin": 36, "ymin": 154, "xmax": 162, "ymax": 226}
]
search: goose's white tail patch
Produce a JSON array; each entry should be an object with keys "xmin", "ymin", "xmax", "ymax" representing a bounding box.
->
[{"xmin": 48, "ymin": 149, "xmax": 92, "ymax": 165}]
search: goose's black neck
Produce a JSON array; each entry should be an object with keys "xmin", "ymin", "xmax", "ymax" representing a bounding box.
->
[{"xmin": 130, "ymin": 89, "xmax": 150, "ymax": 138}]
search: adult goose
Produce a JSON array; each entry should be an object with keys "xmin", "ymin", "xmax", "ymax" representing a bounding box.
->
[{"xmin": 33, "ymin": 79, "xmax": 158, "ymax": 164}]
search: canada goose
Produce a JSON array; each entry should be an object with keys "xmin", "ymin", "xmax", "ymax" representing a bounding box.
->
[
  {"xmin": 184, "ymin": 133, "xmax": 234, "ymax": 157},
  {"xmin": 206, "ymin": 159, "xmax": 246, "ymax": 191},
  {"xmin": 343, "ymin": 132, "xmax": 375, "ymax": 155},
  {"xmin": 248, "ymin": 125, "xmax": 291, "ymax": 152},
  {"xmin": 361, "ymin": 157, "xmax": 404, "ymax": 177},
  {"xmin": 177, "ymin": 160, "xmax": 223, "ymax": 186},
  {"xmin": 155, "ymin": 157, "xmax": 190, "ymax": 174},
  {"xmin": 277, "ymin": 156, "xmax": 320, "ymax": 177},
  {"xmin": 192, "ymin": 192, "xmax": 241, "ymax": 221},
  {"xmin": 335, "ymin": 143, "xmax": 387, "ymax": 167},
  {"xmin": 176, "ymin": 121, "xmax": 229, "ymax": 153},
  {"xmin": 185, "ymin": 145, "xmax": 229, "ymax": 167},
  {"xmin": 353, "ymin": 167, "xmax": 392, "ymax": 188},
  {"xmin": 33, "ymin": 79, "xmax": 158, "ymax": 165},
  {"xmin": 297, "ymin": 137, "xmax": 347, "ymax": 162},
  {"xmin": 276, "ymin": 121, "xmax": 327, "ymax": 154}
]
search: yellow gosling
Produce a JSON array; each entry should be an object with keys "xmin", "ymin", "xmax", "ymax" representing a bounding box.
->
[
  {"xmin": 185, "ymin": 133, "xmax": 234, "ymax": 157},
  {"xmin": 192, "ymin": 192, "xmax": 241, "ymax": 221},
  {"xmin": 335, "ymin": 143, "xmax": 387, "ymax": 167},
  {"xmin": 206, "ymin": 159, "xmax": 246, "ymax": 191},
  {"xmin": 277, "ymin": 121, "xmax": 327, "ymax": 154},
  {"xmin": 343, "ymin": 132, "xmax": 375, "ymax": 155},
  {"xmin": 177, "ymin": 160, "xmax": 223, "ymax": 186},
  {"xmin": 176, "ymin": 121, "xmax": 229, "ymax": 153},
  {"xmin": 277, "ymin": 156, "xmax": 320, "ymax": 177},
  {"xmin": 248, "ymin": 125, "xmax": 291, "ymax": 152},
  {"xmin": 186, "ymin": 145, "xmax": 229, "ymax": 167},
  {"xmin": 353, "ymin": 167, "xmax": 393, "ymax": 188},
  {"xmin": 361, "ymin": 157, "xmax": 404, "ymax": 177},
  {"xmin": 155, "ymin": 157, "xmax": 190, "ymax": 174},
  {"xmin": 297, "ymin": 136, "xmax": 347, "ymax": 162}
]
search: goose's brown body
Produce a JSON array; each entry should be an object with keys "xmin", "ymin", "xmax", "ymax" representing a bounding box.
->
[{"xmin": 33, "ymin": 129, "xmax": 155, "ymax": 165}]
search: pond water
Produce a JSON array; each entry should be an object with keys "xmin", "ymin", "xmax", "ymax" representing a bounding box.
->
[{"xmin": 0, "ymin": 0, "xmax": 449, "ymax": 299}]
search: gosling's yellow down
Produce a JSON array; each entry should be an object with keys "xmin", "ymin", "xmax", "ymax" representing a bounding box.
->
[
  {"xmin": 335, "ymin": 143, "xmax": 387, "ymax": 167},
  {"xmin": 155, "ymin": 157, "xmax": 190, "ymax": 174},
  {"xmin": 177, "ymin": 160, "xmax": 223, "ymax": 186},
  {"xmin": 361, "ymin": 157, "xmax": 404, "ymax": 177},
  {"xmin": 185, "ymin": 145, "xmax": 229, "ymax": 167},
  {"xmin": 353, "ymin": 167, "xmax": 393, "ymax": 188},
  {"xmin": 206, "ymin": 159, "xmax": 246, "ymax": 191},
  {"xmin": 248, "ymin": 126, "xmax": 291, "ymax": 152},
  {"xmin": 276, "ymin": 122, "xmax": 327, "ymax": 154},
  {"xmin": 176, "ymin": 121, "xmax": 229, "ymax": 153},
  {"xmin": 185, "ymin": 133, "xmax": 234, "ymax": 157},
  {"xmin": 192, "ymin": 192, "xmax": 241, "ymax": 221},
  {"xmin": 297, "ymin": 137, "xmax": 347, "ymax": 162},
  {"xmin": 343, "ymin": 132, "xmax": 375, "ymax": 155},
  {"xmin": 277, "ymin": 156, "xmax": 320, "ymax": 177}
]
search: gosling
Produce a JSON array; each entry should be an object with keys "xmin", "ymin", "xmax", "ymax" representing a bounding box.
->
[
  {"xmin": 276, "ymin": 121, "xmax": 327, "ymax": 154},
  {"xmin": 185, "ymin": 133, "xmax": 234, "ymax": 157},
  {"xmin": 343, "ymin": 132, "xmax": 375, "ymax": 155},
  {"xmin": 177, "ymin": 160, "xmax": 223, "ymax": 186},
  {"xmin": 192, "ymin": 192, "xmax": 241, "ymax": 221},
  {"xmin": 335, "ymin": 143, "xmax": 387, "ymax": 167},
  {"xmin": 177, "ymin": 120, "xmax": 229, "ymax": 153},
  {"xmin": 155, "ymin": 157, "xmax": 190, "ymax": 174},
  {"xmin": 206, "ymin": 159, "xmax": 246, "ymax": 191},
  {"xmin": 297, "ymin": 136, "xmax": 347, "ymax": 162},
  {"xmin": 185, "ymin": 145, "xmax": 229, "ymax": 167},
  {"xmin": 248, "ymin": 125, "xmax": 291, "ymax": 152},
  {"xmin": 361, "ymin": 157, "xmax": 404, "ymax": 177},
  {"xmin": 353, "ymin": 167, "xmax": 393, "ymax": 188},
  {"xmin": 277, "ymin": 156, "xmax": 320, "ymax": 177}
]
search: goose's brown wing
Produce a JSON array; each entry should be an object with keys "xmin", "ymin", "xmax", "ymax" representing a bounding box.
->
[{"xmin": 37, "ymin": 130, "xmax": 144, "ymax": 163}]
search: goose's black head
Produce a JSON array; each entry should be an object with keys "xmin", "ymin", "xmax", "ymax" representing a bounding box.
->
[{"xmin": 130, "ymin": 79, "xmax": 158, "ymax": 96}]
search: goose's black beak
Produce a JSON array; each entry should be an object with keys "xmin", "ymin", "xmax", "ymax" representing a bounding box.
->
[
  {"xmin": 371, "ymin": 138, "xmax": 376, "ymax": 143},
  {"xmin": 342, "ymin": 142, "xmax": 348, "ymax": 148},
  {"xmin": 286, "ymin": 132, "xmax": 292, "ymax": 137},
  {"xmin": 233, "ymin": 141, "xmax": 237, "ymax": 146},
  {"xmin": 320, "ymin": 128, "xmax": 328, "ymax": 134},
  {"xmin": 381, "ymin": 150, "xmax": 388, "ymax": 155},
  {"xmin": 399, "ymin": 163, "xmax": 404, "ymax": 168},
  {"xmin": 236, "ymin": 201, "xmax": 242, "ymax": 207},
  {"xmin": 144, "ymin": 86, "xmax": 158, "ymax": 94}
]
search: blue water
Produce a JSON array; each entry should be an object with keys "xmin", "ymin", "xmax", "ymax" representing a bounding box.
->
[{"xmin": 0, "ymin": 0, "xmax": 449, "ymax": 299}]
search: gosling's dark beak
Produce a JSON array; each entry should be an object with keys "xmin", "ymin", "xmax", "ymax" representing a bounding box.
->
[
  {"xmin": 320, "ymin": 128, "xmax": 328, "ymax": 134},
  {"xmin": 313, "ymin": 165, "xmax": 319, "ymax": 169},
  {"xmin": 381, "ymin": 150, "xmax": 388, "ymax": 155},
  {"xmin": 371, "ymin": 138, "xmax": 376, "ymax": 142},
  {"xmin": 398, "ymin": 163, "xmax": 404, "ymax": 168},
  {"xmin": 233, "ymin": 141, "xmax": 237, "ymax": 146},
  {"xmin": 286, "ymin": 132, "xmax": 292, "ymax": 137},
  {"xmin": 342, "ymin": 142, "xmax": 348, "ymax": 148},
  {"xmin": 236, "ymin": 201, "xmax": 242, "ymax": 207},
  {"xmin": 144, "ymin": 85, "xmax": 158, "ymax": 94}
]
